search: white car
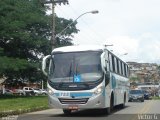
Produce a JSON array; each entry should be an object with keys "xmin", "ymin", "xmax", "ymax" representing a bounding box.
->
[
  {"xmin": 23, "ymin": 87, "xmax": 34, "ymax": 96},
  {"xmin": 33, "ymin": 88, "xmax": 42, "ymax": 95},
  {"xmin": 158, "ymin": 90, "xmax": 160, "ymax": 97},
  {"xmin": 40, "ymin": 89, "xmax": 47, "ymax": 95}
]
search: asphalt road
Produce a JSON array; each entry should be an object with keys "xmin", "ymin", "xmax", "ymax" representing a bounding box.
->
[{"xmin": 18, "ymin": 100, "xmax": 160, "ymax": 120}]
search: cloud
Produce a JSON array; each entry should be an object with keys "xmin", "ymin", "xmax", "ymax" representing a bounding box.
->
[
  {"xmin": 137, "ymin": 32, "xmax": 160, "ymax": 63},
  {"xmin": 105, "ymin": 33, "xmax": 160, "ymax": 63},
  {"xmin": 54, "ymin": 0, "xmax": 160, "ymax": 63}
]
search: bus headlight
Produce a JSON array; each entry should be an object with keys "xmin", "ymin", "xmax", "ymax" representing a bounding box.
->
[
  {"xmin": 48, "ymin": 88, "xmax": 54, "ymax": 95},
  {"xmin": 94, "ymin": 86, "xmax": 103, "ymax": 95}
]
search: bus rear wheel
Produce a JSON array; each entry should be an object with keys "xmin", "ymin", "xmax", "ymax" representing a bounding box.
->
[{"xmin": 120, "ymin": 94, "xmax": 126, "ymax": 108}]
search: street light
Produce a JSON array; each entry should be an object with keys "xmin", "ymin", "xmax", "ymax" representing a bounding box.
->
[
  {"xmin": 104, "ymin": 44, "xmax": 113, "ymax": 51},
  {"xmin": 55, "ymin": 10, "xmax": 99, "ymax": 38},
  {"xmin": 104, "ymin": 44, "xmax": 113, "ymax": 47},
  {"xmin": 119, "ymin": 53, "xmax": 128, "ymax": 57}
]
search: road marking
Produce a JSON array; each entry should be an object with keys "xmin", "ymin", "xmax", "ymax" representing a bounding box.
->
[
  {"xmin": 130, "ymin": 100, "xmax": 153, "ymax": 120},
  {"xmin": 138, "ymin": 100, "xmax": 155, "ymax": 114},
  {"xmin": 141, "ymin": 100, "xmax": 154, "ymax": 114},
  {"xmin": 139, "ymin": 100, "xmax": 152, "ymax": 114}
]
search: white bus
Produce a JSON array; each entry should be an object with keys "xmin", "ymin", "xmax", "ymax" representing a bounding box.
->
[{"xmin": 42, "ymin": 45, "xmax": 129, "ymax": 114}]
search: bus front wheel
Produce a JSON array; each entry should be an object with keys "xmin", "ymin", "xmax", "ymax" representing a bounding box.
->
[
  {"xmin": 63, "ymin": 109, "xmax": 72, "ymax": 115},
  {"xmin": 106, "ymin": 94, "xmax": 114, "ymax": 114},
  {"xmin": 106, "ymin": 107, "xmax": 111, "ymax": 114}
]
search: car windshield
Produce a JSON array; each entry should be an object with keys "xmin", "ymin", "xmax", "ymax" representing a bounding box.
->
[
  {"xmin": 130, "ymin": 90, "xmax": 143, "ymax": 94},
  {"xmin": 49, "ymin": 51, "xmax": 103, "ymax": 83}
]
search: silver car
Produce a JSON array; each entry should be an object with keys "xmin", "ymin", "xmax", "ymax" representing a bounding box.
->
[{"xmin": 129, "ymin": 89, "xmax": 144, "ymax": 102}]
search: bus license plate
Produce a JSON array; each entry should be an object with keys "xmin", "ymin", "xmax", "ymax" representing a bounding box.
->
[
  {"xmin": 68, "ymin": 105, "xmax": 78, "ymax": 110},
  {"xmin": 59, "ymin": 92, "xmax": 70, "ymax": 97}
]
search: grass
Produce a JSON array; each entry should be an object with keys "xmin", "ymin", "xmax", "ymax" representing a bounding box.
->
[
  {"xmin": 0, "ymin": 96, "xmax": 49, "ymax": 117},
  {"xmin": 151, "ymin": 96, "xmax": 160, "ymax": 100}
]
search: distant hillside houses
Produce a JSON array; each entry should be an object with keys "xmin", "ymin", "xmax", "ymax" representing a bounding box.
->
[{"xmin": 127, "ymin": 62, "xmax": 160, "ymax": 84}]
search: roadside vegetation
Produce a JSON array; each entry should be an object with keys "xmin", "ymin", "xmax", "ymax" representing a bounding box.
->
[
  {"xmin": 151, "ymin": 96, "xmax": 160, "ymax": 100},
  {"xmin": 0, "ymin": 0, "xmax": 78, "ymax": 117},
  {"xmin": 0, "ymin": 0, "xmax": 78, "ymax": 86},
  {"xmin": 0, "ymin": 95, "xmax": 48, "ymax": 117}
]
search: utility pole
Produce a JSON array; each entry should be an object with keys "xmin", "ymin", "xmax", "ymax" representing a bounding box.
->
[{"xmin": 41, "ymin": 0, "xmax": 69, "ymax": 50}]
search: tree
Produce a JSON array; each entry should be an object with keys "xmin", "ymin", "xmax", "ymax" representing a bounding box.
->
[
  {"xmin": 55, "ymin": 16, "xmax": 79, "ymax": 47},
  {"xmin": 129, "ymin": 76, "xmax": 140, "ymax": 82},
  {"xmin": 0, "ymin": 0, "xmax": 78, "ymax": 83}
]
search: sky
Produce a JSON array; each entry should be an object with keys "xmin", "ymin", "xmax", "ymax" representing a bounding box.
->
[{"xmin": 52, "ymin": 0, "xmax": 160, "ymax": 64}]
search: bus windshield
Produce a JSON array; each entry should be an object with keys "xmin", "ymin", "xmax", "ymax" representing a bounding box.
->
[{"xmin": 49, "ymin": 51, "xmax": 103, "ymax": 83}]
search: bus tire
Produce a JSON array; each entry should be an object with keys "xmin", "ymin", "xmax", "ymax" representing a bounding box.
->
[
  {"xmin": 120, "ymin": 93, "xmax": 126, "ymax": 108},
  {"xmin": 106, "ymin": 93, "xmax": 114, "ymax": 114},
  {"xmin": 110, "ymin": 93, "xmax": 114, "ymax": 111},
  {"xmin": 106, "ymin": 107, "xmax": 111, "ymax": 114},
  {"xmin": 63, "ymin": 109, "xmax": 72, "ymax": 115}
]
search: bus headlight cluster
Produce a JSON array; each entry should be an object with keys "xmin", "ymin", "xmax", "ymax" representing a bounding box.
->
[
  {"xmin": 94, "ymin": 86, "xmax": 103, "ymax": 95},
  {"xmin": 48, "ymin": 88, "xmax": 54, "ymax": 95}
]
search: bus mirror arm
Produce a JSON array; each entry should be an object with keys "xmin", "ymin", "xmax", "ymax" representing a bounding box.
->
[
  {"xmin": 42, "ymin": 55, "xmax": 51, "ymax": 76},
  {"xmin": 105, "ymin": 72, "xmax": 110, "ymax": 86}
]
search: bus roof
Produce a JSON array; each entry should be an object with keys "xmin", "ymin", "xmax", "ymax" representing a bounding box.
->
[{"xmin": 52, "ymin": 45, "xmax": 104, "ymax": 53}]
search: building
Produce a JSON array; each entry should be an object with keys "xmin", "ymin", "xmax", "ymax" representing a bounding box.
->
[{"xmin": 127, "ymin": 62, "xmax": 160, "ymax": 84}]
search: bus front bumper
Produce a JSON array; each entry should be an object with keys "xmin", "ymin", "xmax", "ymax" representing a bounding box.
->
[{"xmin": 48, "ymin": 93, "xmax": 106, "ymax": 109}]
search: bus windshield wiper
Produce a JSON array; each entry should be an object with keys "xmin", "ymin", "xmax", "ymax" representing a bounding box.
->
[
  {"xmin": 75, "ymin": 63, "xmax": 79, "ymax": 75},
  {"xmin": 69, "ymin": 62, "xmax": 73, "ymax": 82}
]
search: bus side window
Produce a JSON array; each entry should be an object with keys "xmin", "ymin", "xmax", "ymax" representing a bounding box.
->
[
  {"xmin": 105, "ymin": 52, "xmax": 109, "ymax": 71},
  {"xmin": 121, "ymin": 62, "xmax": 124, "ymax": 76},
  {"xmin": 109, "ymin": 54, "xmax": 113, "ymax": 71},
  {"xmin": 124, "ymin": 64, "xmax": 127, "ymax": 77},
  {"xmin": 116, "ymin": 58, "xmax": 119, "ymax": 74},
  {"xmin": 119, "ymin": 60, "xmax": 122, "ymax": 75},
  {"xmin": 112, "ymin": 55, "xmax": 115, "ymax": 72}
]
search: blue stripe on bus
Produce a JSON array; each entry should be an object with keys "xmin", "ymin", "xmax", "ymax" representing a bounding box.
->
[
  {"xmin": 70, "ymin": 92, "xmax": 92, "ymax": 97},
  {"xmin": 54, "ymin": 93, "xmax": 59, "ymax": 96},
  {"xmin": 54, "ymin": 92, "xmax": 92, "ymax": 97}
]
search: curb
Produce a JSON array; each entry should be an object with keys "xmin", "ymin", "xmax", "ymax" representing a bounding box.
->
[{"xmin": 0, "ymin": 106, "xmax": 49, "ymax": 117}]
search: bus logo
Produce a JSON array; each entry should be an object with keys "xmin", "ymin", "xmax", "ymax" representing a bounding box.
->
[
  {"xmin": 69, "ymin": 84, "xmax": 78, "ymax": 87},
  {"xmin": 74, "ymin": 75, "xmax": 81, "ymax": 82}
]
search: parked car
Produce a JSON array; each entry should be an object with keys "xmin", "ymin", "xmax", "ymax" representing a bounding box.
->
[
  {"xmin": 4, "ymin": 89, "xmax": 13, "ymax": 95},
  {"xmin": 33, "ymin": 88, "xmax": 42, "ymax": 95},
  {"xmin": 157, "ymin": 90, "xmax": 160, "ymax": 97},
  {"xmin": 129, "ymin": 89, "xmax": 144, "ymax": 102},
  {"xmin": 40, "ymin": 89, "xmax": 47, "ymax": 95},
  {"xmin": 23, "ymin": 87, "xmax": 35, "ymax": 96},
  {"xmin": 33, "ymin": 88, "xmax": 47, "ymax": 95},
  {"xmin": 0, "ymin": 90, "xmax": 3, "ymax": 95},
  {"xmin": 14, "ymin": 89, "xmax": 24, "ymax": 96},
  {"xmin": 142, "ymin": 90, "xmax": 151, "ymax": 100}
]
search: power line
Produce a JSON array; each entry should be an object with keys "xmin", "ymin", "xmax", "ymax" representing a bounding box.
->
[
  {"xmin": 68, "ymin": 5, "xmax": 108, "ymax": 44},
  {"xmin": 56, "ymin": 6, "xmax": 101, "ymax": 45},
  {"xmin": 40, "ymin": 0, "xmax": 69, "ymax": 49}
]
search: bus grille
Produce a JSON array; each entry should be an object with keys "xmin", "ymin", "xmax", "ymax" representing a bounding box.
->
[{"xmin": 58, "ymin": 98, "xmax": 89, "ymax": 104}]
